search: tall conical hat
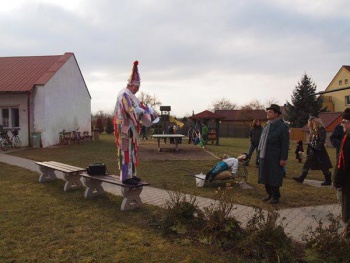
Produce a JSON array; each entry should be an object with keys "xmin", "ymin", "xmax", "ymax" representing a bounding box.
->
[{"xmin": 128, "ymin": 60, "xmax": 141, "ymax": 86}]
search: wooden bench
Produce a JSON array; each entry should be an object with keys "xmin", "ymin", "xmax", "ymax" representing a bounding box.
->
[
  {"xmin": 81, "ymin": 173, "xmax": 150, "ymax": 211},
  {"xmin": 35, "ymin": 161, "xmax": 86, "ymax": 192}
]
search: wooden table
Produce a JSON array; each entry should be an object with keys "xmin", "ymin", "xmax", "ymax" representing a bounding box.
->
[{"xmin": 151, "ymin": 134, "xmax": 185, "ymax": 151}]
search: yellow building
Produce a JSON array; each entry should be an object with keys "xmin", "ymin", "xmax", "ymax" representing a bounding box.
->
[{"xmin": 323, "ymin": 65, "xmax": 350, "ymax": 112}]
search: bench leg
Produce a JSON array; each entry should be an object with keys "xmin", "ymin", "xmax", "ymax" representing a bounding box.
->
[
  {"xmin": 38, "ymin": 166, "xmax": 57, "ymax": 182},
  {"xmin": 63, "ymin": 172, "xmax": 83, "ymax": 192},
  {"xmin": 120, "ymin": 186, "xmax": 143, "ymax": 211},
  {"xmin": 157, "ymin": 138, "xmax": 161, "ymax": 151},
  {"xmin": 83, "ymin": 178, "xmax": 105, "ymax": 198}
]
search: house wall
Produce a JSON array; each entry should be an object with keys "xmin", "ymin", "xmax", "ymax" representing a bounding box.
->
[
  {"xmin": 0, "ymin": 93, "xmax": 30, "ymax": 146},
  {"xmin": 327, "ymin": 68, "xmax": 350, "ymax": 112},
  {"xmin": 33, "ymin": 56, "xmax": 91, "ymax": 147}
]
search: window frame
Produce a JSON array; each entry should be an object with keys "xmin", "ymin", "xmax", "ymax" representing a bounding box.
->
[
  {"xmin": 345, "ymin": 95, "xmax": 350, "ymax": 106},
  {"xmin": 0, "ymin": 107, "xmax": 20, "ymax": 128}
]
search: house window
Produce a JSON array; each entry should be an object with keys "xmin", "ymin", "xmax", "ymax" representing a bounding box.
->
[
  {"xmin": 346, "ymin": 79, "xmax": 349, "ymax": 84},
  {"xmin": 339, "ymin": 80, "xmax": 343, "ymax": 85},
  {"xmin": 1, "ymin": 107, "xmax": 19, "ymax": 128},
  {"xmin": 1, "ymin": 108, "xmax": 9, "ymax": 127},
  {"xmin": 346, "ymin": 96, "xmax": 350, "ymax": 106}
]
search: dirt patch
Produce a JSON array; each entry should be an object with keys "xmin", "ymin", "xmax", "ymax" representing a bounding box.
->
[{"xmin": 138, "ymin": 139, "xmax": 218, "ymax": 161}]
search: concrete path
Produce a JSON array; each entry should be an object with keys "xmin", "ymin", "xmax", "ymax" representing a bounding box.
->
[{"xmin": 0, "ymin": 150, "xmax": 345, "ymax": 243}]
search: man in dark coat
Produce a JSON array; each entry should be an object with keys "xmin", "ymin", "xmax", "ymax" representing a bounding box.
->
[
  {"xmin": 293, "ymin": 116, "xmax": 333, "ymax": 186},
  {"xmin": 330, "ymin": 123, "xmax": 344, "ymax": 161},
  {"xmin": 334, "ymin": 108, "xmax": 350, "ymax": 223},
  {"xmin": 258, "ymin": 104, "xmax": 289, "ymax": 204}
]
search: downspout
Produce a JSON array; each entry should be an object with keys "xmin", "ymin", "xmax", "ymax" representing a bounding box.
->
[{"xmin": 27, "ymin": 92, "xmax": 31, "ymax": 147}]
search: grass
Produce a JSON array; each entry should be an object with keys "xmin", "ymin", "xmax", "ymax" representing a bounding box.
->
[
  {"xmin": 0, "ymin": 163, "xmax": 240, "ymax": 262},
  {"xmin": 8, "ymin": 134, "xmax": 338, "ymax": 209},
  {"xmin": 0, "ymin": 135, "xmax": 341, "ymax": 262}
]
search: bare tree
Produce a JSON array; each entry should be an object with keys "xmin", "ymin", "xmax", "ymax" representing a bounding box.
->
[
  {"xmin": 211, "ymin": 98, "xmax": 237, "ymax": 111},
  {"xmin": 138, "ymin": 91, "xmax": 162, "ymax": 108},
  {"xmin": 240, "ymin": 99, "xmax": 265, "ymax": 110},
  {"xmin": 264, "ymin": 98, "xmax": 280, "ymax": 108}
]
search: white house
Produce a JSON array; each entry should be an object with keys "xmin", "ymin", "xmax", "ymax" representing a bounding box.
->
[{"xmin": 0, "ymin": 52, "xmax": 91, "ymax": 148}]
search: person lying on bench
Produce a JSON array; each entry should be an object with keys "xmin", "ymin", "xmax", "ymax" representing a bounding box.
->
[{"xmin": 205, "ymin": 153, "xmax": 248, "ymax": 182}]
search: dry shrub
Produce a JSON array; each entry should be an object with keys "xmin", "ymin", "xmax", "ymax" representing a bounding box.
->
[
  {"xmin": 160, "ymin": 190, "xmax": 204, "ymax": 238},
  {"xmin": 302, "ymin": 214, "xmax": 350, "ymax": 263},
  {"xmin": 200, "ymin": 187, "xmax": 244, "ymax": 250},
  {"xmin": 238, "ymin": 207, "xmax": 298, "ymax": 262}
]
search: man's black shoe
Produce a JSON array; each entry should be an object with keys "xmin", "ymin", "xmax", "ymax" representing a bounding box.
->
[
  {"xmin": 122, "ymin": 178, "xmax": 138, "ymax": 185},
  {"xmin": 132, "ymin": 176, "xmax": 141, "ymax": 182},
  {"xmin": 321, "ymin": 181, "xmax": 331, "ymax": 186},
  {"xmin": 268, "ymin": 198, "xmax": 279, "ymax": 204},
  {"xmin": 293, "ymin": 176, "xmax": 304, "ymax": 183},
  {"xmin": 262, "ymin": 196, "xmax": 271, "ymax": 202}
]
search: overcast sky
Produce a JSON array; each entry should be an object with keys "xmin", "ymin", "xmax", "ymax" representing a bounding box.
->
[{"xmin": 1, "ymin": 0, "xmax": 350, "ymax": 117}]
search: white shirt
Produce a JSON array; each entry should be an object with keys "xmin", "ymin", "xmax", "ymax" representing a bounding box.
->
[{"xmin": 223, "ymin": 158, "xmax": 239, "ymax": 174}]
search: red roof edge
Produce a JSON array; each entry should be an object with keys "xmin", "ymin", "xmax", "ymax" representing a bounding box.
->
[{"xmin": 35, "ymin": 52, "xmax": 74, "ymax": 85}]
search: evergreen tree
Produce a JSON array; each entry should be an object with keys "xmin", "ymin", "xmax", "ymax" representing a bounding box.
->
[
  {"xmin": 105, "ymin": 117, "xmax": 114, "ymax": 134},
  {"xmin": 285, "ymin": 73, "xmax": 324, "ymax": 128}
]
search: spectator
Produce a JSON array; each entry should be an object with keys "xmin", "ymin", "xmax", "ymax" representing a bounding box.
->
[
  {"xmin": 141, "ymin": 125, "xmax": 147, "ymax": 140},
  {"xmin": 293, "ymin": 116, "xmax": 333, "ymax": 186},
  {"xmin": 188, "ymin": 125, "xmax": 193, "ymax": 144},
  {"xmin": 330, "ymin": 123, "xmax": 344, "ymax": 160},
  {"xmin": 202, "ymin": 123, "xmax": 208, "ymax": 145},
  {"xmin": 244, "ymin": 119, "xmax": 263, "ymax": 167},
  {"xmin": 258, "ymin": 104, "xmax": 289, "ymax": 204},
  {"xmin": 176, "ymin": 124, "xmax": 182, "ymax": 144},
  {"xmin": 333, "ymin": 108, "xmax": 350, "ymax": 223},
  {"xmin": 295, "ymin": 140, "xmax": 304, "ymax": 163},
  {"xmin": 168, "ymin": 124, "xmax": 174, "ymax": 144},
  {"xmin": 205, "ymin": 153, "xmax": 248, "ymax": 182}
]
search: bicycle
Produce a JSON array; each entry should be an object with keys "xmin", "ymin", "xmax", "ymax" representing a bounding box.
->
[
  {"xmin": 0, "ymin": 129, "xmax": 21, "ymax": 151},
  {"xmin": 10, "ymin": 129, "xmax": 21, "ymax": 148},
  {"xmin": 71, "ymin": 128, "xmax": 82, "ymax": 144},
  {"xmin": 58, "ymin": 129, "xmax": 71, "ymax": 145}
]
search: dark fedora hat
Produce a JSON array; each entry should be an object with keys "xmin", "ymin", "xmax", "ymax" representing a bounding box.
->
[
  {"xmin": 266, "ymin": 104, "xmax": 281, "ymax": 114},
  {"xmin": 343, "ymin": 107, "xmax": 350, "ymax": 120}
]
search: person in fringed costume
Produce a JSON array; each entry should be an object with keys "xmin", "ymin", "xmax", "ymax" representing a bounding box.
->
[
  {"xmin": 334, "ymin": 108, "xmax": 350, "ymax": 223},
  {"xmin": 113, "ymin": 61, "xmax": 157, "ymax": 185}
]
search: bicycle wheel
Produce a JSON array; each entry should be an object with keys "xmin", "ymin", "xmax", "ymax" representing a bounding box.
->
[
  {"xmin": 1, "ymin": 138, "xmax": 10, "ymax": 151},
  {"xmin": 13, "ymin": 136, "xmax": 22, "ymax": 148}
]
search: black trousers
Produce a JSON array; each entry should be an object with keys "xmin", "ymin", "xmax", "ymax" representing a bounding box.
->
[{"xmin": 265, "ymin": 184, "xmax": 280, "ymax": 200}]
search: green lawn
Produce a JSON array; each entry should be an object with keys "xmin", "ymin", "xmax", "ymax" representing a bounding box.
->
[
  {"xmin": 0, "ymin": 134, "xmax": 340, "ymax": 262},
  {"xmin": 0, "ymin": 163, "xmax": 240, "ymax": 262},
  {"xmin": 7, "ymin": 134, "xmax": 338, "ymax": 209}
]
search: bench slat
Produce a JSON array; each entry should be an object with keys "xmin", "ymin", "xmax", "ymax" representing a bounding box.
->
[
  {"xmin": 36, "ymin": 161, "xmax": 85, "ymax": 173},
  {"xmin": 82, "ymin": 173, "xmax": 149, "ymax": 188},
  {"xmin": 48, "ymin": 161, "xmax": 85, "ymax": 172}
]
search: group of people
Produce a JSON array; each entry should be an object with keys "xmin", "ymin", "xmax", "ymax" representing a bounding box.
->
[
  {"xmin": 234, "ymin": 104, "xmax": 349, "ymax": 206},
  {"xmin": 167, "ymin": 124, "xmax": 182, "ymax": 144},
  {"xmin": 187, "ymin": 123, "xmax": 209, "ymax": 145},
  {"xmin": 114, "ymin": 60, "xmax": 350, "ymax": 221}
]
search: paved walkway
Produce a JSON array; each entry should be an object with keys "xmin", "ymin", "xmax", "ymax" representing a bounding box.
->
[{"xmin": 0, "ymin": 150, "xmax": 344, "ymax": 243}]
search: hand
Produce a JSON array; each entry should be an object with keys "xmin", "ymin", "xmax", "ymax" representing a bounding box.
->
[
  {"xmin": 134, "ymin": 106, "xmax": 145, "ymax": 115},
  {"xmin": 280, "ymin": 160, "xmax": 287, "ymax": 166}
]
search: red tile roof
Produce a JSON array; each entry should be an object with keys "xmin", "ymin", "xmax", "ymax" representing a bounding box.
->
[
  {"xmin": 301, "ymin": 111, "xmax": 343, "ymax": 131},
  {"xmin": 189, "ymin": 110, "xmax": 225, "ymax": 120},
  {"xmin": 215, "ymin": 109, "xmax": 267, "ymax": 121},
  {"xmin": 0, "ymin": 52, "xmax": 74, "ymax": 93}
]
